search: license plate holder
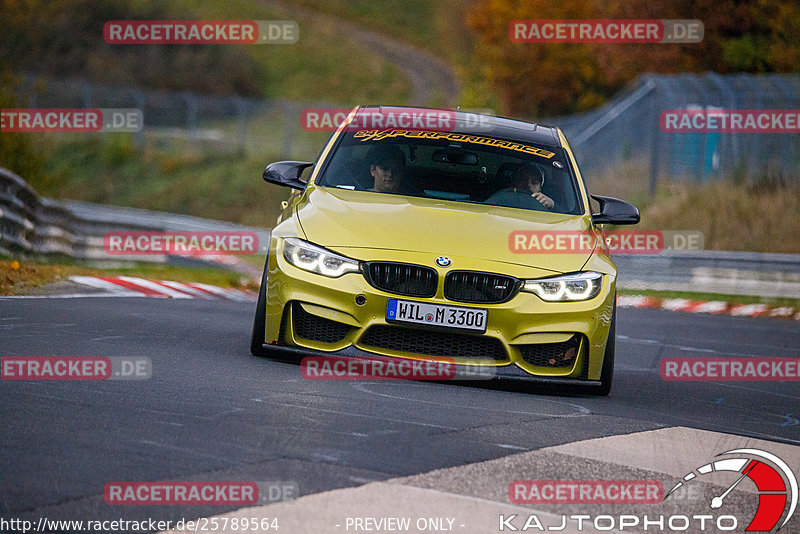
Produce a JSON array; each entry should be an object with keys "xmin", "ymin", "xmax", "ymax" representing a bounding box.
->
[{"xmin": 386, "ymin": 299, "xmax": 487, "ymax": 333}]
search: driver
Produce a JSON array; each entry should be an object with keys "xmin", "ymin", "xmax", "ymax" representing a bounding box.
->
[
  {"xmin": 367, "ymin": 144, "xmax": 406, "ymax": 194},
  {"xmin": 512, "ymin": 163, "xmax": 554, "ymax": 209}
]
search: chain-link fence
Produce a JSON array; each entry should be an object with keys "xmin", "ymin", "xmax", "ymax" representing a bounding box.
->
[
  {"xmin": 17, "ymin": 74, "xmax": 800, "ymax": 190},
  {"xmin": 553, "ymin": 73, "xmax": 800, "ymax": 192},
  {"xmin": 19, "ymin": 77, "xmax": 334, "ymax": 161}
]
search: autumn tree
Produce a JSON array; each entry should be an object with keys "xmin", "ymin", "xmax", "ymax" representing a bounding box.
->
[{"xmin": 466, "ymin": 0, "xmax": 800, "ymax": 117}]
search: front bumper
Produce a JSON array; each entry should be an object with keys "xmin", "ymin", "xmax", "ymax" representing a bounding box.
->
[{"xmin": 261, "ymin": 241, "xmax": 616, "ymax": 381}]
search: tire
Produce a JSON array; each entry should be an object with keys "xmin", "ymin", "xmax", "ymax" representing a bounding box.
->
[
  {"xmin": 250, "ymin": 253, "xmax": 273, "ymax": 357},
  {"xmin": 589, "ymin": 299, "xmax": 616, "ymax": 396}
]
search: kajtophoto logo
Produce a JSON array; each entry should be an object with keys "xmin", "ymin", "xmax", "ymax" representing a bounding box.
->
[
  {"xmin": 665, "ymin": 448, "xmax": 798, "ymax": 532},
  {"xmin": 498, "ymin": 449, "xmax": 797, "ymax": 531}
]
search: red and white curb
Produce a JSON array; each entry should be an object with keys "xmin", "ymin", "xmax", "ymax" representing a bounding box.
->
[
  {"xmin": 617, "ymin": 295, "xmax": 800, "ymax": 320},
  {"xmin": 67, "ymin": 276, "xmax": 256, "ymax": 301}
]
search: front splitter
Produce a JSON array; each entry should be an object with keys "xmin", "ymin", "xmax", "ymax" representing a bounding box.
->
[{"xmin": 254, "ymin": 342, "xmax": 602, "ymax": 390}]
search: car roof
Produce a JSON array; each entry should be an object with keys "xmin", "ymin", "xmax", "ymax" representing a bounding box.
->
[{"xmin": 354, "ymin": 106, "xmax": 562, "ymax": 148}]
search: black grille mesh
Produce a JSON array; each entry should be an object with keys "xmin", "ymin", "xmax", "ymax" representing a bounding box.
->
[
  {"xmin": 359, "ymin": 325, "xmax": 507, "ymax": 360},
  {"xmin": 366, "ymin": 262, "xmax": 437, "ymax": 297},
  {"xmin": 517, "ymin": 335, "xmax": 581, "ymax": 368},
  {"xmin": 292, "ymin": 303, "xmax": 352, "ymax": 344},
  {"xmin": 444, "ymin": 271, "xmax": 517, "ymax": 303}
]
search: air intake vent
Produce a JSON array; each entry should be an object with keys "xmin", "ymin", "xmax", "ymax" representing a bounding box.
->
[
  {"xmin": 518, "ymin": 335, "xmax": 582, "ymax": 368},
  {"xmin": 359, "ymin": 325, "xmax": 507, "ymax": 361},
  {"xmin": 292, "ymin": 303, "xmax": 352, "ymax": 344}
]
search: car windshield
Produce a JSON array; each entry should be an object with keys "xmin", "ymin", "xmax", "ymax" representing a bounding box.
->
[{"xmin": 316, "ymin": 129, "xmax": 584, "ymax": 215}]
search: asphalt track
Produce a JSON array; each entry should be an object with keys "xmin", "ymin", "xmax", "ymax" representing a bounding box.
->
[{"xmin": 1, "ymin": 297, "xmax": 798, "ymax": 530}]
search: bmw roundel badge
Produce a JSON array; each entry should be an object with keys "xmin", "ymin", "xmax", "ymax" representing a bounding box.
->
[{"xmin": 435, "ymin": 256, "xmax": 451, "ymax": 267}]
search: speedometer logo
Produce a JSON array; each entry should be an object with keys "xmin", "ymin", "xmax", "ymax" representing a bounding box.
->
[{"xmin": 665, "ymin": 448, "xmax": 798, "ymax": 531}]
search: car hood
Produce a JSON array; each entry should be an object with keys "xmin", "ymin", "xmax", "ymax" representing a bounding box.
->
[{"xmin": 295, "ymin": 186, "xmax": 596, "ymax": 274}]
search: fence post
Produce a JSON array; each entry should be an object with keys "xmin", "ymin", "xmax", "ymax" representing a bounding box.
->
[
  {"xmin": 282, "ymin": 101, "xmax": 296, "ymax": 158},
  {"xmin": 736, "ymin": 74, "xmax": 762, "ymax": 183},
  {"xmin": 648, "ymin": 77, "xmax": 661, "ymax": 197},
  {"xmin": 82, "ymin": 82, "xmax": 93, "ymax": 142},
  {"xmin": 132, "ymin": 88, "xmax": 145, "ymax": 148},
  {"xmin": 769, "ymin": 74, "xmax": 795, "ymax": 176},
  {"xmin": 706, "ymin": 72, "xmax": 736, "ymax": 179},
  {"xmin": 685, "ymin": 75, "xmax": 708, "ymax": 182},
  {"xmin": 182, "ymin": 92, "xmax": 198, "ymax": 140},
  {"xmin": 234, "ymin": 97, "xmax": 248, "ymax": 154}
]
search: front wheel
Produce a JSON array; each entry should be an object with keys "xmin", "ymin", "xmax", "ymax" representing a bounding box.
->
[
  {"xmin": 589, "ymin": 300, "xmax": 616, "ymax": 396},
  {"xmin": 250, "ymin": 253, "xmax": 273, "ymax": 357}
]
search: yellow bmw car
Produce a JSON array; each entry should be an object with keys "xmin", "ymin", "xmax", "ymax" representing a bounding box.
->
[{"xmin": 251, "ymin": 106, "xmax": 639, "ymax": 395}]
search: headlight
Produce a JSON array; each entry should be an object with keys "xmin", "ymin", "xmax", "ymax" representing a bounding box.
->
[
  {"xmin": 282, "ymin": 238, "xmax": 360, "ymax": 277},
  {"xmin": 522, "ymin": 271, "xmax": 603, "ymax": 302}
]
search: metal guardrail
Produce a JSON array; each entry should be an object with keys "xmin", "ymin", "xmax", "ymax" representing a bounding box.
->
[
  {"xmin": 0, "ymin": 167, "xmax": 269, "ymax": 271},
  {"xmin": 615, "ymin": 250, "xmax": 800, "ymax": 299},
  {"xmin": 2, "ymin": 166, "xmax": 799, "ymax": 297},
  {"xmin": 1, "ymin": 167, "xmax": 148, "ymax": 261}
]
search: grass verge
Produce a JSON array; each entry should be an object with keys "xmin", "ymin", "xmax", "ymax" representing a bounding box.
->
[
  {"xmin": 1, "ymin": 257, "xmax": 259, "ymax": 296},
  {"xmin": 33, "ymin": 135, "xmax": 288, "ymax": 228},
  {"xmin": 588, "ymin": 165, "xmax": 800, "ymax": 254}
]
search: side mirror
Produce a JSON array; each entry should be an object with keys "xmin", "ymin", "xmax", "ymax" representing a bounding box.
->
[
  {"xmin": 590, "ymin": 195, "xmax": 640, "ymax": 225},
  {"xmin": 263, "ymin": 161, "xmax": 314, "ymax": 190}
]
